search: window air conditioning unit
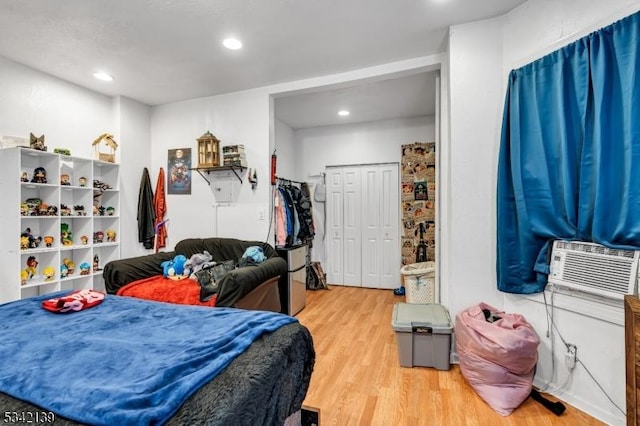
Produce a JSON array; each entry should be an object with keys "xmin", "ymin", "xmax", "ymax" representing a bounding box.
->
[{"xmin": 548, "ymin": 240, "xmax": 639, "ymax": 300}]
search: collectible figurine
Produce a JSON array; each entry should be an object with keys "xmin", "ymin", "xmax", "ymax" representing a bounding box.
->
[
  {"xmin": 93, "ymin": 254, "xmax": 100, "ymax": 271},
  {"xmin": 60, "ymin": 174, "xmax": 71, "ymax": 185},
  {"xmin": 106, "ymin": 206, "xmax": 115, "ymax": 216},
  {"xmin": 79, "ymin": 176, "xmax": 87, "ymax": 187},
  {"xmin": 26, "ymin": 256, "xmax": 38, "ymax": 279},
  {"xmin": 63, "ymin": 258, "xmax": 75, "ymax": 275},
  {"xmin": 93, "ymin": 231, "xmax": 104, "ymax": 244},
  {"xmin": 20, "ymin": 171, "xmax": 29, "ymax": 182},
  {"xmin": 61, "ymin": 223, "xmax": 73, "ymax": 246},
  {"xmin": 106, "ymin": 229, "xmax": 116, "ymax": 242},
  {"xmin": 43, "ymin": 266, "xmax": 55, "ymax": 281},
  {"xmin": 80, "ymin": 235, "xmax": 88, "ymax": 245},
  {"xmin": 60, "ymin": 204, "xmax": 71, "ymax": 216},
  {"xmin": 31, "ymin": 167, "xmax": 47, "ymax": 184},
  {"xmin": 73, "ymin": 205, "xmax": 85, "ymax": 216},
  {"xmin": 79, "ymin": 262, "xmax": 91, "ymax": 275},
  {"xmin": 60, "ymin": 263, "xmax": 69, "ymax": 278},
  {"xmin": 30, "ymin": 133, "xmax": 47, "ymax": 151},
  {"xmin": 43, "ymin": 235, "xmax": 54, "ymax": 248}
]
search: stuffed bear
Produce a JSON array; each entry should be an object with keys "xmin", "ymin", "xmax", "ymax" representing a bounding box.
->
[
  {"xmin": 184, "ymin": 251, "xmax": 213, "ymax": 278},
  {"xmin": 160, "ymin": 254, "xmax": 188, "ymax": 279}
]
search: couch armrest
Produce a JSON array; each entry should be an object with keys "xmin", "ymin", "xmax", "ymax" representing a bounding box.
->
[
  {"xmin": 216, "ymin": 256, "xmax": 288, "ymax": 307},
  {"xmin": 103, "ymin": 251, "xmax": 176, "ymax": 294}
]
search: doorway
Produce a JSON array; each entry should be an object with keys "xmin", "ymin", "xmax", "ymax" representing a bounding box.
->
[{"xmin": 326, "ymin": 163, "xmax": 400, "ymax": 289}]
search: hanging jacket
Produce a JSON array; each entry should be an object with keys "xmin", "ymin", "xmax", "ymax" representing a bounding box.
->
[{"xmin": 137, "ymin": 167, "xmax": 156, "ymax": 249}]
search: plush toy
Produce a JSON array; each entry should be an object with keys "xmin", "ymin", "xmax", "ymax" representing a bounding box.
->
[
  {"xmin": 184, "ymin": 251, "xmax": 213, "ymax": 277},
  {"xmin": 161, "ymin": 254, "xmax": 188, "ymax": 279}
]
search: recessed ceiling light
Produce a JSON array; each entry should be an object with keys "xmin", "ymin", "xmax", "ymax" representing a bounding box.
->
[
  {"xmin": 223, "ymin": 38, "xmax": 243, "ymax": 50},
  {"xmin": 338, "ymin": 110, "xmax": 350, "ymax": 116},
  {"xmin": 93, "ymin": 72, "xmax": 114, "ymax": 82}
]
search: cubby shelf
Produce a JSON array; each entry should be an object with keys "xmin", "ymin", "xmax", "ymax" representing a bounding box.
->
[{"xmin": 0, "ymin": 147, "xmax": 120, "ymax": 303}]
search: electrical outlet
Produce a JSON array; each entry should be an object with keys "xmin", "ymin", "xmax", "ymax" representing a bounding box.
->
[{"xmin": 565, "ymin": 344, "xmax": 577, "ymax": 370}]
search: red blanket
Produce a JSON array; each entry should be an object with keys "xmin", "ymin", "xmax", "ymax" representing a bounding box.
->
[{"xmin": 116, "ymin": 275, "xmax": 217, "ymax": 307}]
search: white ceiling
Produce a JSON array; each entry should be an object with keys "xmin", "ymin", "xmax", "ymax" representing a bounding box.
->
[{"xmin": 0, "ymin": 0, "xmax": 525, "ymax": 128}]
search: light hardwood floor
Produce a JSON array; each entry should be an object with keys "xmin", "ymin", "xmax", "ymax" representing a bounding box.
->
[{"xmin": 295, "ymin": 286, "xmax": 606, "ymax": 426}]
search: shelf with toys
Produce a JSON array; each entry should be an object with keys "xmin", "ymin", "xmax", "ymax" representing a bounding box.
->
[{"xmin": 0, "ymin": 146, "xmax": 120, "ymax": 304}]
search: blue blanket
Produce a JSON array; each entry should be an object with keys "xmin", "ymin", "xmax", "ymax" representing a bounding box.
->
[{"xmin": 0, "ymin": 292, "xmax": 297, "ymax": 425}]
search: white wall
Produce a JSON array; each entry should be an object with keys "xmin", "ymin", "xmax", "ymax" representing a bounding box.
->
[
  {"xmin": 0, "ymin": 55, "xmax": 152, "ymax": 263},
  {"xmin": 292, "ymin": 115, "xmax": 435, "ymax": 264},
  {"xmin": 448, "ymin": 1, "xmax": 640, "ymax": 424},
  {"xmin": 150, "ymin": 89, "xmax": 273, "ymax": 245},
  {"xmin": 274, "ymin": 118, "xmax": 296, "ymax": 180}
]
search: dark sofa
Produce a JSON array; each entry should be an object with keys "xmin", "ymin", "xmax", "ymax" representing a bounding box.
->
[{"xmin": 103, "ymin": 237, "xmax": 288, "ymax": 311}]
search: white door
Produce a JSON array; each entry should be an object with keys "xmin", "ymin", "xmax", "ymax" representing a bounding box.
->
[
  {"xmin": 326, "ymin": 163, "xmax": 399, "ymax": 288},
  {"xmin": 361, "ymin": 164, "xmax": 399, "ymax": 289},
  {"xmin": 342, "ymin": 168, "xmax": 361, "ymax": 286},
  {"xmin": 326, "ymin": 169, "xmax": 344, "ymax": 285}
]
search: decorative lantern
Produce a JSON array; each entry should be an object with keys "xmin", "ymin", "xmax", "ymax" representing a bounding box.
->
[{"xmin": 197, "ymin": 131, "xmax": 220, "ymax": 168}]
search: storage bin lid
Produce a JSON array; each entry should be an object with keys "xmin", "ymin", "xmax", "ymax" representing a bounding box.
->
[{"xmin": 391, "ymin": 303, "xmax": 452, "ymax": 334}]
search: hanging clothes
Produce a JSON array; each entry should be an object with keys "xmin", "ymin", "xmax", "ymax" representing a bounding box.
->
[
  {"xmin": 137, "ymin": 167, "xmax": 155, "ymax": 249},
  {"xmin": 153, "ymin": 167, "xmax": 167, "ymax": 251}
]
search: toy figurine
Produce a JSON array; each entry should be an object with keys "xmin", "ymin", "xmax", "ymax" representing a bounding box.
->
[
  {"xmin": 79, "ymin": 262, "xmax": 91, "ymax": 275},
  {"xmin": 31, "ymin": 167, "xmax": 47, "ymax": 184},
  {"xmin": 61, "ymin": 223, "xmax": 73, "ymax": 246},
  {"xmin": 98, "ymin": 206, "xmax": 106, "ymax": 216},
  {"xmin": 20, "ymin": 270, "xmax": 28, "ymax": 285},
  {"xmin": 20, "ymin": 203, "xmax": 29, "ymax": 216},
  {"xmin": 80, "ymin": 235, "xmax": 88, "ymax": 245},
  {"xmin": 26, "ymin": 256, "xmax": 38, "ymax": 279},
  {"xmin": 106, "ymin": 206, "xmax": 115, "ymax": 216},
  {"xmin": 93, "ymin": 231, "xmax": 104, "ymax": 244},
  {"xmin": 60, "ymin": 204, "xmax": 71, "ymax": 216},
  {"xmin": 30, "ymin": 133, "xmax": 47, "ymax": 151},
  {"xmin": 43, "ymin": 235, "xmax": 54, "ymax": 248},
  {"xmin": 106, "ymin": 229, "xmax": 116, "ymax": 242},
  {"xmin": 20, "ymin": 171, "xmax": 29, "ymax": 182},
  {"xmin": 43, "ymin": 266, "xmax": 55, "ymax": 281},
  {"xmin": 21, "ymin": 228, "xmax": 42, "ymax": 249},
  {"xmin": 73, "ymin": 205, "xmax": 85, "ymax": 216},
  {"xmin": 60, "ymin": 263, "xmax": 69, "ymax": 278},
  {"xmin": 60, "ymin": 174, "xmax": 70, "ymax": 185},
  {"xmin": 63, "ymin": 258, "xmax": 75, "ymax": 275},
  {"xmin": 79, "ymin": 176, "xmax": 87, "ymax": 187},
  {"xmin": 93, "ymin": 254, "xmax": 100, "ymax": 271}
]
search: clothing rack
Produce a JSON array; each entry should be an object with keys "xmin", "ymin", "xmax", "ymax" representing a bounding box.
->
[{"xmin": 276, "ymin": 176, "xmax": 305, "ymax": 186}]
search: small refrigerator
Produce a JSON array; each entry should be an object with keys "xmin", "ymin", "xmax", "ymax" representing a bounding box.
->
[{"xmin": 277, "ymin": 244, "xmax": 307, "ymax": 316}]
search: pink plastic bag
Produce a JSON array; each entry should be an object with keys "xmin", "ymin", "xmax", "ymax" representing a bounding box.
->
[{"xmin": 455, "ymin": 302, "xmax": 540, "ymax": 416}]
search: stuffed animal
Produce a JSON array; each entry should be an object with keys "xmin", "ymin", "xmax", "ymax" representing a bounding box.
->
[
  {"xmin": 184, "ymin": 251, "xmax": 213, "ymax": 277},
  {"xmin": 161, "ymin": 254, "xmax": 188, "ymax": 279}
]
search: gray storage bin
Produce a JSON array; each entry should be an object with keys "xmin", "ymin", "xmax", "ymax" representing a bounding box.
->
[{"xmin": 391, "ymin": 302, "xmax": 452, "ymax": 370}]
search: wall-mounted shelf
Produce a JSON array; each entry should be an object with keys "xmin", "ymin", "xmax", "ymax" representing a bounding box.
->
[{"xmin": 190, "ymin": 165, "xmax": 246, "ymax": 185}]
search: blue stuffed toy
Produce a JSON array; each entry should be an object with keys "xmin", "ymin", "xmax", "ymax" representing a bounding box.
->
[{"xmin": 161, "ymin": 254, "xmax": 188, "ymax": 279}]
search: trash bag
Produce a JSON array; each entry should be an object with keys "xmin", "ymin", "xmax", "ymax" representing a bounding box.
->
[{"xmin": 455, "ymin": 302, "xmax": 540, "ymax": 416}]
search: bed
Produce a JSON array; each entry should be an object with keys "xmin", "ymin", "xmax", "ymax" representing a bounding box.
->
[
  {"xmin": 103, "ymin": 237, "xmax": 288, "ymax": 312},
  {"xmin": 0, "ymin": 291, "xmax": 315, "ymax": 425}
]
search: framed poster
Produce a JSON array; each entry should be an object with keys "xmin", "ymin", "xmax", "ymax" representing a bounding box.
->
[{"xmin": 167, "ymin": 148, "xmax": 192, "ymax": 194}]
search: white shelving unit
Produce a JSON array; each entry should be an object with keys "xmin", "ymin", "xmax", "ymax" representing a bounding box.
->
[{"xmin": 0, "ymin": 147, "xmax": 120, "ymax": 303}]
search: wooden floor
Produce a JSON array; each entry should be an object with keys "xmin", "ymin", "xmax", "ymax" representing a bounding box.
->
[{"xmin": 295, "ymin": 286, "xmax": 605, "ymax": 426}]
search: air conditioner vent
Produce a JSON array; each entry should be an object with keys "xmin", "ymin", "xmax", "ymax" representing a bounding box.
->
[{"xmin": 549, "ymin": 240, "xmax": 639, "ymax": 299}]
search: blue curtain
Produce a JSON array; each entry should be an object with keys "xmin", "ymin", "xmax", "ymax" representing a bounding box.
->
[{"xmin": 497, "ymin": 11, "xmax": 640, "ymax": 294}]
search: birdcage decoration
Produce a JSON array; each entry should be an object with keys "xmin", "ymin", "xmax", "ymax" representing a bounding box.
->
[
  {"xmin": 197, "ymin": 131, "xmax": 220, "ymax": 168},
  {"xmin": 92, "ymin": 133, "xmax": 118, "ymax": 163}
]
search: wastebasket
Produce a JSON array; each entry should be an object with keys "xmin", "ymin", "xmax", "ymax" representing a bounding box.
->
[{"xmin": 401, "ymin": 261, "xmax": 435, "ymax": 303}]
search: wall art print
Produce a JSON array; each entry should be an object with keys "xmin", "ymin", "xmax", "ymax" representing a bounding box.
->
[
  {"xmin": 401, "ymin": 142, "xmax": 436, "ymax": 264},
  {"xmin": 167, "ymin": 148, "xmax": 192, "ymax": 194}
]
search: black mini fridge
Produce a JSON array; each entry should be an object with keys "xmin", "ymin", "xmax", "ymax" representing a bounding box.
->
[{"xmin": 277, "ymin": 244, "xmax": 307, "ymax": 316}]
